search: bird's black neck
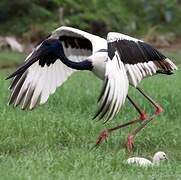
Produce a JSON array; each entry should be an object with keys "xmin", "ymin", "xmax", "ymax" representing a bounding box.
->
[{"xmin": 59, "ymin": 52, "xmax": 93, "ymax": 71}]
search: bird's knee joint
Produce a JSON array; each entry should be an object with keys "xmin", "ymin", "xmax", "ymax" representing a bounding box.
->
[
  {"xmin": 155, "ymin": 106, "xmax": 164, "ymax": 115},
  {"xmin": 140, "ymin": 111, "xmax": 148, "ymax": 121}
]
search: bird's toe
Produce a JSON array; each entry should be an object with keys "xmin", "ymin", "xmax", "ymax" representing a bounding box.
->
[
  {"xmin": 127, "ymin": 134, "xmax": 135, "ymax": 153},
  {"xmin": 94, "ymin": 129, "xmax": 109, "ymax": 147}
]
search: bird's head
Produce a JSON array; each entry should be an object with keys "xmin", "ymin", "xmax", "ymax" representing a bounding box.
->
[{"xmin": 153, "ymin": 151, "xmax": 168, "ymax": 164}]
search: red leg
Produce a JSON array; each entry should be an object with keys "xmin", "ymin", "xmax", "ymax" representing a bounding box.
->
[
  {"xmin": 127, "ymin": 87, "xmax": 164, "ymax": 152},
  {"xmin": 95, "ymin": 129, "xmax": 109, "ymax": 147},
  {"xmin": 137, "ymin": 87, "xmax": 164, "ymax": 115},
  {"xmin": 94, "ymin": 95, "xmax": 147, "ymax": 148},
  {"xmin": 127, "ymin": 134, "xmax": 134, "ymax": 152},
  {"xmin": 94, "ymin": 118, "xmax": 140, "ymax": 148},
  {"xmin": 155, "ymin": 105, "xmax": 164, "ymax": 115},
  {"xmin": 127, "ymin": 113, "xmax": 158, "ymax": 153},
  {"xmin": 94, "ymin": 88, "xmax": 164, "ymax": 151}
]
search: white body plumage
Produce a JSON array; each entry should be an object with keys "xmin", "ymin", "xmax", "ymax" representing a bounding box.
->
[
  {"xmin": 127, "ymin": 151, "xmax": 168, "ymax": 167},
  {"xmin": 91, "ymin": 51, "xmax": 107, "ymax": 79}
]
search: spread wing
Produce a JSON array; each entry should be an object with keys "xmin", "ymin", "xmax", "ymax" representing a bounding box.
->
[
  {"xmin": 93, "ymin": 34, "xmax": 129, "ymax": 123},
  {"xmin": 107, "ymin": 32, "xmax": 177, "ymax": 87},
  {"xmin": 8, "ymin": 26, "xmax": 107, "ymax": 110}
]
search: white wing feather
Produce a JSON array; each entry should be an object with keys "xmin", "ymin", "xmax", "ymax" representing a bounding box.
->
[
  {"xmin": 94, "ymin": 33, "xmax": 129, "ymax": 122},
  {"xmin": 107, "ymin": 32, "xmax": 177, "ymax": 87},
  {"xmin": 8, "ymin": 26, "xmax": 107, "ymax": 109}
]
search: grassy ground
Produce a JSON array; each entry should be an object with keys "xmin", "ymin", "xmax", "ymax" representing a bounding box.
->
[{"xmin": 0, "ymin": 50, "xmax": 180, "ymax": 179}]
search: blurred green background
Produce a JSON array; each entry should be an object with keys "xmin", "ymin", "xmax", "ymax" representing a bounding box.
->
[{"xmin": 0, "ymin": 0, "xmax": 181, "ymax": 42}]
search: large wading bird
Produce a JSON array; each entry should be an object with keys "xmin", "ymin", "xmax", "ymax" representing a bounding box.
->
[{"xmin": 7, "ymin": 26, "xmax": 177, "ymax": 152}]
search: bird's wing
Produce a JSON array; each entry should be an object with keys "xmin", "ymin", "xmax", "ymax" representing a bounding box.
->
[
  {"xmin": 93, "ymin": 34, "xmax": 129, "ymax": 123},
  {"xmin": 107, "ymin": 32, "xmax": 177, "ymax": 87},
  {"xmin": 8, "ymin": 26, "xmax": 107, "ymax": 110},
  {"xmin": 53, "ymin": 26, "xmax": 107, "ymax": 53}
]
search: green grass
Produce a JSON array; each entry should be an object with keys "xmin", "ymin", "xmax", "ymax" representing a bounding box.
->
[
  {"xmin": 0, "ymin": 50, "xmax": 180, "ymax": 179},
  {"xmin": 0, "ymin": 51, "xmax": 25, "ymax": 65}
]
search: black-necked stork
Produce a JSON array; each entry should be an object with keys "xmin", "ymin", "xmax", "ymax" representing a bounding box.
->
[{"xmin": 7, "ymin": 26, "xmax": 177, "ymax": 152}]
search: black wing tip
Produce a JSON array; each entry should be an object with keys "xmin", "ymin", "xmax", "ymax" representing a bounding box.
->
[
  {"xmin": 92, "ymin": 112, "xmax": 102, "ymax": 121},
  {"xmin": 92, "ymin": 114, "xmax": 98, "ymax": 120},
  {"xmin": 6, "ymin": 69, "xmax": 24, "ymax": 80},
  {"xmin": 97, "ymin": 77, "xmax": 108, "ymax": 103},
  {"xmin": 7, "ymin": 101, "xmax": 11, "ymax": 106},
  {"xmin": 92, "ymin": 106, "xmax": 104, "ymax": 121},
  {"xmin": 6, "ymin": 74, "xmax": 14, "ymax": 80},
  {"xmin": 6, "ymin": 67, "xmax": 26, "ymax": 80},
  {"xmin": 156, "ymin": 70, "xmax": 174, "ymax": 75},
  {"xmin": 92, "ymin": 109, "xmax": 101, "ymax": 120}
]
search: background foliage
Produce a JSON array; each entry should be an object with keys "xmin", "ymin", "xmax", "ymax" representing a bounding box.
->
[{"xmin": 0, "ymin": 0, "xmax": 180, "ymax": 41}]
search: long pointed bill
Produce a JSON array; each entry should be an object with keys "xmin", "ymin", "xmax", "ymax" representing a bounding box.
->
[{"xmin": 6, "ymin": 45, "xmax": 49, "ymax": 80}]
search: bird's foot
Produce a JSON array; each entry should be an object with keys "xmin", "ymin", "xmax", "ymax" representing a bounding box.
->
[
  {"xmin": 155, "ymin": 105, "xmax": 164, "ymax": 115},
  {"xmin": 94, "ymin": 129, "xmax": 109, "ymax": 147},
  {"xmin": 127, "ymin": 134, "xmax": 135, "ymax": 153}
]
